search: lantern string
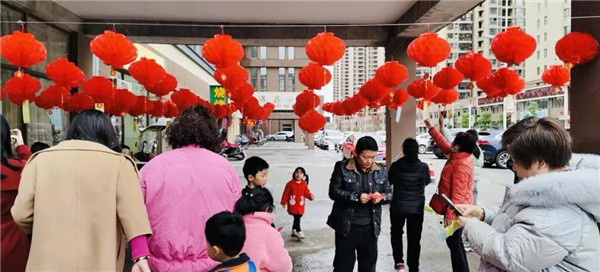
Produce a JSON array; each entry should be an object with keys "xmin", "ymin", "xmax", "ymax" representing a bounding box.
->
[{"xmin": 18, "ymin": 20, "xmax": 24, "ymax": 32}]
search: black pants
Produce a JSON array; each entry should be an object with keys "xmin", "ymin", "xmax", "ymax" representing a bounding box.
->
[
  {"xmin": 333, "ymin": 225, "xmax": 378, "ymax": 272},
  {"xmin": 390, "ymin": 212, "xmax": 424, "ymax": 271},
  {"xmin": 292, "ymin": 214, "xmax": 302, "ymax": 232},
  {"xmin": 445, "ymin": 228, "xmax": 470, "ymax": 272}
]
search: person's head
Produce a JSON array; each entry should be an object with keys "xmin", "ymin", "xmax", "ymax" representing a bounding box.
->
[
  {"xmin": 355, "ymin": 136, "xmax": 379, "ymax": 170},
  {"xmin": 293, "ymin": 167, "xmax": 308, "ymax": 182},
  {"xmin": 243, "ymin": 156, "xmax": 269, "ymax": 187},
  {"xmin": 234, "ymin": 187, "xmax": 274, "ymax": 216},
  {"xmin": 166, "ymin": 105, "xmax": 220, "ymax": 152},
  {"xmin": 120, "ymin": 144, "xmax": 131, "ymax": 156},
  {"xmin": 205, "ymin": 211, "xmax": 246, "ymax": 262},
  {"xmin": 65, "ymin": 110, "xmax": 119, "ymax": 150},
  {"xmin": 451, "ymin": 132, "xmax": 476, "ymax": 154},
  {"xmin": 501, "ymin": 117, "xmax": 539, "ymax": 150},
  {"xmin": 30, "ymin": 142, "xmax": 50, "ymax": 153},
  {"xmin": 508, "ymin": 117, "xmax": 571, "ymax": 180},
  {"xmin": 402, "ymin": 138, "xmax": 419, "ymax": 161},
  {"xmin": 1, "ymin": 115, "xmax": 20, "ymax": 174},
  {"xmin": 466, "ymin": 129, "xmax": 479, "ymax": 141}
]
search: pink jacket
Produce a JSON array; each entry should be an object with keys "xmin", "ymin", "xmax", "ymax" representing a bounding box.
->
[
  {"xmin": 241, "ymin": 212, "xmax": 292, "ymax": 272},
  {"xmin": 140, "ymin": 146, "xmax": 241, "ymax": 272}
]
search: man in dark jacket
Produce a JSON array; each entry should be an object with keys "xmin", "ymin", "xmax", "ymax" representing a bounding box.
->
[
  {"xmin": 388, "ymin": 138, "xmax": 431, "ymax": 272},
  {"xmin": 327, "ymin": 136, "xmax": 392, "ymax": 272}
]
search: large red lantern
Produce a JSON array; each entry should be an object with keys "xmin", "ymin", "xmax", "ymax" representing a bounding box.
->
[
  {"xmin": 433, "ymin": 67, "xmax": 464, "ymax": 89},
  {"xmin": 150, "ymin": 99, "xmax": 168, "ymax": 117},
  {"xmin": 491, "ymin": 27, "xmax": 536, "ymax": 66},
  {"xmin": 490, "ymin": 68, "xmax": 525, "ymax": 96},
  {"xmin": 407, "ymin": 78, "xmax": 441, "ymax": 101},
  {"xmin": 454, "ymin": 52, "xmax": 492, "ymax": 82},
  {"xmin": 299, "ymin": 109, "xmax": 326, "ymax": 133},
  {"xmin": 407, "ymin": 33, "xmax": 451, "ymax": 67},
  {"xmin": 163, "ymin": 100, "xmax": 179, "ymax": 118},
  {"xmin": 202, "ymin": 34, "xmax": 244, "ymax": 68},
  {"xmin": 129, "ymin": 96, "xmax": 155, "ymax": 117},
  {"xmin": 344, "ymin": 94, "xmax": 368, "ymax": 115},
  {"xmin": 171, "ymin": 88, "xmax": 200, "ymax": 111},
  {"xmin": 542, "ymin": 65, "xmax": 570, "ymax": 88},
  {"xmin": 128, "ymin": 58, "xmax": 167, "ymax": 89},
  {"xmin": 382, "ymin": 89, "xmax": 409, "ymax": 110},
  {"xmin": 299, "ymin": 63, "xmax": 332, "ymax": 90},
  {"xmin": 431, "ymin": 89, "xmax": 459, "ymax": 105},
  {"xmin": 555, "ymin": 32, "xmax": 599, "ymax": 67},
  {"xmin": 293, "ymin": 90, "xmax": 320, "ymax": 117},
  {"xmin": 34, "ymin": 95, "xmax": 53, "ymax": 110},
  {"xmin": 0, "ymin": 30, "xmax": 47, "ymax": 68},
  {"xmin": 359, "ymin": 79, "xmax": 391, "ymax": 108},
  {"xmin": 109, "ymin": 89, "xmax": 137, "ymax": 116},
  {"xmin": 0, "ymin": 87, "xmax": 5, "ymax": 101},
  {"xmin": 83, "ymin": 76, "xmax": 113, "ymax": 101},
  {"xmin": 5, "ymin": 73, "xmax": 41, "ymax": 105},
  {"xmin": 476, "ymin": 74, "xmax": 502, "ymax": 98},
  {"xmin": 146, "ymin": 73, "xmax": 177, "ymax": 97},
  {"xmin": 37, "ymin": 85, "xmax": 71, "ymax": 109},
  {"xmin": 305, "ymin": 32, "xmax": 346, "ymax": 66},
  {"xmin": 45, "ymin": 57, "xmax": 85, "ymax": 89},
  {"xmin": 90, "ymin": 30, "xmax": 137, "ymax": 70},
  {"xmin": 214, "ymin": 65, "xmax": 248, "ymax": 90},
  {"xmin": 375, "ymin": 61, "xmax": 408, "ymax": 88},
  {"xmin": 65, "ymin": 93, "xmax": 94, "ymax": 112},
  {"xmin": 228, "ymin": 83, "xmax": 254, "ymax": 105}
]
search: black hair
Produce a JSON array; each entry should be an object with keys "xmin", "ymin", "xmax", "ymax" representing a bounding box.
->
[
  {"xmin": 30, "ymin": 142, "xmax": 50, "ymax": 153},
  {"xmin": 292, "ymin": 167, "xmax": 309, "ymax": 184},
  {"xmin": 66, "ymin": 110, "xmax": 119, "ymax": 150},
  {"xmin": 355, "ymin": 136, "xmax": 378, "ymax": 155},
  {"xmin": 205, "ymin": 211, "xmax": 246, "ymax": 257},
  {"xmin": 402, "ymin": 138, "xmax": 419, "ymax": 162},
  {"xmin": 121, "ymin": 144, "xmax": 130, "ymax": 150},
  {"xmin": 453, "ymin": 132, "xmax": 476, "ymax": 154},
  {"xmin": 235, "ymin": 187, "xmax": 274, "ymax": 216},
  {"xmin": 466, "ymin": 129, "xmax": 479, "ymax": 141},
  {"xmin": 167, "ymin": 105, "xmax": 221, "ymax": 152},
  {"xmin": 1, "ymin": 115, "xmax": 21, "ymax": 177},
  {"xmin": 466, "ymin": 129, "xmax": 481, "ymax": 159},
  {"xmin": 242, "ymin": 156, "xmax": 269, "ymax": 182}
]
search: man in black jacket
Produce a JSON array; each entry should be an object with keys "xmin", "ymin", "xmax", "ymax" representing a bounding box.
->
[
  {"xmin": 327, "ymin": 136, "xmax": 392, "ymax": 272},
  {"xmin": 388, "ymin": 138, "xmax": 431, "ymax": 272}
]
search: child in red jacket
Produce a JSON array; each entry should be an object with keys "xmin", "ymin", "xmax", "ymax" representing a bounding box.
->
[{"xmin": 281, "ymin": 167, "xmax": 314, "ymax": 240}]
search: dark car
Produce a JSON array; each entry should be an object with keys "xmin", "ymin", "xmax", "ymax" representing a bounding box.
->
[{"xmin": 477, "ymin": 130, "xmax": 510, "ymax": 169}]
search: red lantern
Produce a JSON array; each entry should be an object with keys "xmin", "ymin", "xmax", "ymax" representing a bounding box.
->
[
  {"xmin": 542, "ymin": 65, "xmax": 570, "ymax": 88},
  {"xmin": 416, "ymin": 100, "xmax": 430, "ymax": 111},
  {"xmin": 299, "ymin": 63, "xmax": 332, "ymax": 90},
  {"xmin": 343, "ymin": 94, "xmax": 368, "ymax": 115},
  {"xmin": 34, "ymin": 95, "xmax": 53, "ymax": 110},
  {"xmin": 171, "ymin": 88, "xmax": 200, "ymax": 111},
  {"xmin": 555, "ymin": 32, "xmax": 599, "ymax": 67},
  {"xmin": 431, "ymin": 89, "xmax": 459, "ymax": 105},
  {"xmin": 109, "ymin": 89, "xmax": 137, "ymax": 116},
  {"xmin": 293, "ymin": 90, "xmax": 321, "ymax": 117},
  {"xmin": 382, "ymin": 89, "xmax": 409, "ymax": 110},
  {"xmin": 146, "ymin": 73, "xmax": 177, "ymax": 97},
  {"xmin": 164, "ymin": 100, "xmax": 180, "ymax": 118},
  {"xmin": 83, "ymin": 76, "xmax": 113, "ymax": 101},
  {"xmin": 202, "ymin": 34, "xmax": 244, "ymax": 68},
  {"xmin": 90, "ymin": 30, "xmax": 137, "ymax": 69},
  {"xmin": 407, "ymin": 78, "xmax": 441, "ymax": 101},
  {"xmin": 454, "ymin": 52, "xmax": 492, "ymax": 82},
  {"xmin": 38, "ymin": 85, "xmax": 71, "ymax": 109},
  {"xmin": 305, "ymin": 32, "xmax": 346, "ymax": 66},
  {"xmin": 45, "ymin": 57, "xmax": 85, "ymax": 88},
  {"xmin": 5, "ymin": 73, "xmax": 41, "ymax": 105},
  {"xmin": 299, "ymin": 109, "xmax": 326, "ymax": 133},
  {"xmin": 322, "ymin": 103, "xmax": 332, "ymax": 112},
  {"xmin": 0, "ymin": 87, "xmax": 5, "ymax": 101},
  {"xmin": 407, "ymin": 33, "xmax": 451, "ymax": 67},
  {"xmin": 490, "ymin": 68, "xmax": 525, "ymax": 96},
  {"xmin": 214, "ymin": 65, "xmax": 248, "ymax": 90},
  {"xmin": 129, "ymin": 96, "xmax": 155, "ymax": 117},
  {"xmin": 359, "ymin": 79, "xmax": 391, "ymax": 108},
  {"xmin": 476, "ymin": 75, "xmax": 503, "ymax": 98},
  {"xmin": 128, "ymin": 58, "xmax": 167, "ymax": 89},
  {"xmin": 228, "ymin": 83, "xmax": 254, "ymax": 104},
  {"xmin": 491, "ymin": 27, "xmax": 536, "ymax": 66},
  {"xmin": 65, "ymin": 93, "xmax": 94, "ymax": 112},
  {"xmin": 259, "ymin": 103, "xmax": 275, "ymax": 120},
  {"xmin": 375, "ymin": 61, "xmax": 408, "ymax": 88},
  {"xmin": 150, "ymin": 99, "xmax": 168, "ymax": 117},
  {"xmin": 433, "ymin": 67, "xmax": 464, "ymax": 89},
  {"xmin": 0, "ymin": 30, "xmax": 47, "ymax": 68}
]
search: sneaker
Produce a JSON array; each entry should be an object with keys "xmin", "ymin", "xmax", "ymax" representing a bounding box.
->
[
  {"xmin": 395, "ymin": 263, "xmax": 406, "ymax": 272},
  {"xmin": 463, "ymin": 241, "xmax": 474, "ymax": 252},
  {"xmin": 296, "ymin": 231, "xmax": 305, "ymax": 239},
  {"xmin": 291, "ymin": 230, "xmax": 298, "ymax": 237}
]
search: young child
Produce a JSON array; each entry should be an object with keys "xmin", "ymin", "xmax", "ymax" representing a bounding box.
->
[
  {"xmin": 281, "ymin": 167, "xmax": 314, "ymax": 240},
  {"xmin": 236, "ymin": 187, "xmax": 293, "ymax": 272},
  {"xmin": 242, "ymin": 156, "xmax": 270, "ymax": 195},
  {"xmin": 206, "ymin": 211, "xmax": 259, "ymax": 272}
]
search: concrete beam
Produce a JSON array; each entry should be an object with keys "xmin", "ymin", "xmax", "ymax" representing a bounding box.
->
[{"xmin": 3, "ymin": 0, "xmax": 83, "ymax": 32}]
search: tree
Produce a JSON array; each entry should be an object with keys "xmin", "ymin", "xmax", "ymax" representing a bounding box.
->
[
  {"xmin": 461, "ymin": 114, "xmax": 469, "ymax": 128},
  {"xmin": 527, "ymin": 101, "xmax": 539, "ymax": 118},
  {"xmin": 477, "ymin": 111, "xmax": 492, "ymax": 131}
]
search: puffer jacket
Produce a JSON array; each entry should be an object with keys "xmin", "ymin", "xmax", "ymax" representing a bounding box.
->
[
  {"xmin": 429, "ymin": 127, "xmax": 474, "ymax": 219},
  {"xmin": 327, "ymin": 159, "xmax": 392, "ymax": 237},
  {"xmin": 388, "ymin": 157, "xmax": 431, "ymax": 214},
  {"xmin": 464, "ymin": 159, "xmax": 600, "ymax": 272}
]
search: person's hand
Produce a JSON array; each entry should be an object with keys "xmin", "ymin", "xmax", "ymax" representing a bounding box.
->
[
  {"xmin": 424, "ymin": 119, "xmax": 433, "ymax": 130},
  {"xmin": 309, "ymin": 194, "xmax": 314, "ymax": 201},
  {"xmin": 370, "ymin": 192, "xmax": 383, "ymax": 204},
  {"xmin": 11, "ymin": 129, "xmax": 24, "ymax": 146},
  {"xmin": 456, "ymin": 204, "xmax": 485, "ymax": 220},
  {"xmin": 458, "ymin": 216, "xmax": 476, "ymax": 228},
  {"xmin": 360, "ymin": 193, "xmax": 371, "ymax": 204},
  {"xmin": 131, "ymin": 258, "xmax": 151, "ymax": 272}
]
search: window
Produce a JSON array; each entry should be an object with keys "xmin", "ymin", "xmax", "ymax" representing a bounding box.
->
[
  {"xmin": 537, "ymin": 19, "xmax": 540, "ymax": 28},
  {"xmin": 279, "ymin": 68, "xmax": 285, "ymax": 91},
  {"xmin": 564, "ymin": 9, "xmax": 571, "ymax": 20},
  {"xmin": 448, "ymin": 33, "xmax": 454, "ymax": 39},
  {"xmin": 278, "ymin": 47, "xmax": 285, "ymax": 60},
  {"xmin": 537, "ymin": 35, "xmax": 540, "ymax": 43},
  {"xmin": 259, "ymin": 46, "xmax": 267, "ymax": 60},
  {"xmin": 287, "ymin": 68, "xmax": 295, "ymax": 91},
  {"xmin": 545, "ymin": 0, "xmax": 548, "ymax": 8},
  {"xmin": 516, "ymin": 19, "xmax": 524, "ymax": 27},
  {"xmin": 544, "ymin": 16, "xmax": 548, "ymax": 25},
  {"xmin": 544, "ymin": 49, "xmax": 547, "ymax": 57},
  {"xmin": 544, "ymin": 32, "xmax": 547, "ymax": 41},
  {"xmin": 287, "ymin": 47, "xmax": 294, "ymax": 60},
  {"xmin": 250, "ymin": 68, "xmax": 258, "ymax": 88},
  {"xmin": 564, "ymin": 26, "xmax": 571, "ymax": 34},
  {"xmin": 250, "ymin": 47, "xmax": 257, "ymax": 59},
  {"xmin": 491, "ymin": 8, "xmax": 498, "ymax": 15},
  {"xmin": 490, "ymin": 28, "xmax": 498, "ymax": 35},
  {"xmin": 490, "ymin": 0, "xmax": 497, "ymax": 4},
  {"xmin": 537, "ymin": 51, "xmax": 540, "ymax": 59},
  {"xmin": 516, "ymin": 0, "xmax": 523, "ymax": 5},
  {"xmin": 537, "ymin": 67, "xmax": 541, "ymax": 75},
  {"xmin": 516, "ymin": 8, "xmax": 523, "ymax": 16},
  {"xmin": 260, "ymin": 67, "xmax": 267, "ymax": 91}
]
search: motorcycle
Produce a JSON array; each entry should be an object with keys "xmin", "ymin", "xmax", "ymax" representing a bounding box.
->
[
  {"xmin": 219, "ymin": 141, "xmax": 246, "ymax": 161},
  {"xmin": 235, "ymin": 135, "xmax": 250, "ymax": 148}
]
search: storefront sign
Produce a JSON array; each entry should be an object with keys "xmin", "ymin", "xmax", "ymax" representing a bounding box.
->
[
  {"xmin": 254, "ymin": 92, "xmax": 299, "ymax": 110},
  {"xmin": 210, "ymin": 86, "xmax": 229, "ymax": 105}
]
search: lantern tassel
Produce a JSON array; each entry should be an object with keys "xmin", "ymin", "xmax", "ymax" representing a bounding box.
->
[
  {"xmin": 395, "ymin": 107, "xmax": 402, "ymax": 123},
  {"xmin": 22, "ymin": 100, "xmax": 30, "ymax": 124}
]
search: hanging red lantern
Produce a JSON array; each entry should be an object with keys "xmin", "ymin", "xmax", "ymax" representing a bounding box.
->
[
  {"xmin": 83, "ymin": 76, "xmax": 113, "ymax": 101},
  {"xmin": 344, "ymin": 94, "xmax": 368, "ymax": 115},
  {"xmin": 128, "ymin": 58, "xmax": 167, "ymax": 89},
  {"xmin": 5, "ymin": 73, "xmax": 41, "ymax": 105},
  {"xmin": 476, "ymin": 74, "xmax": 503, "ymax": 98},
  {"xmin": 305, "ymin": 31, "xmax": 346, "ymax": 66},
  {"xmin": 45, "ymin": 57, "xmax": 85, "ymax": 88},
  {"xmin": 555, "ymin": 32, "xmax": 599, "ymax": 67},
  {"xmin": 416, "ymin": 100, "xmax": 430, "ymax": 111},
  {"xmin": 171, "ymin": 88, "xmax": 200, "ymax": 111},
  {"xmin": 149, "ymin": 99, "xmax": 168, "ymax": 117},
  {"xmin": 375, "ymin": 61, "xmax": 409, "ymax": 88},
  {"xmin": 431, "ymin": 89, "xmax": 459, "ymax": 105},
  {"xmin": 542, "ymin": 65, "xmax": 570, "ymax": 88},
  {"xmin": 65, "ymin": 93, "xmax": 94, "ymax": 112},
  {"xmin": 322, "ymin": 103, "xmax": 332, "ymax": 112},
  {"xmin": 293, "ymin": 90, "xmax": 321, "ymax": 117},
  {"xmin": 433, "ymin": 67, "xmax": 464, "ymax": 89},
  {"xmin": 146, "ymin": 73, "xmax": 177, "ymax": 97},
  {"xmin": 259, "ymin": 103, "xmax": 275, "ymax": 120},
  {"xmin": 454, "ymin": 52, "xmax": 492, "ymax": 82},
  {"xmin": 129, "ymin": 96, "xmax": 155, "ymax": 117},
  {"xmin": 0, "ymin": 30, "xmax": 47, "ymax": 68},
  {"xmin": 90, "ymin": 30, "xmax": 137, "ymax": 70},
  {"xmin": 382, "ymin": 89, "xmax": 409, "ymax": 110},
  {"xmin": 359, "ymin": 79, "xmax": 391, "ymax": 108},
  {"xmin": 164, "ymin": 100, "xmax": 180, "ymax": 118},
  {"xmin": 490, "ymin": 68, "xmax": 525, "ymax": 96},
  {"xmin": 299, "ymin": 109, "xmax": 326, "ymax": 133},
  {"xmin": 214, "ymin": 65, "xmax": 249, "ymax": 90},
  {"xmin": 34, "ymin": 95, "xmax": 53, "ymax": 110},
  {"xmin": 491, "ymin": 27, "xmax": 536, "ymax": 66},
  {"xmin": 202, "ymin": 34, "xmax": 244, "ymax": 68},
  {"xmin": 407, "ymin": 78, "xmax": 441, "ymax": 101},
  {"xmin": 0, "ymin": 87, "xmax": 5, "ymax": 101},
  {"xmin": 213, "ymin": 104, "xmax": 229, "ymax": 119},
  {"xmin": 109, "ymin": 89, "xmax": 137, "ymax": 116},
  {"xmin": 407, "ymin": 33, "xmax": 451, "ymax": 67},
  {"xmin": 228, "ymin": 83, "xmax": 255, "ymax": 105},
  {"xmin": 299, "ymin": 63, "xmax": 332, "ymax": 90},
  {"xmin": 37, "ymin": 85, "xmax": 71, "ymax": 109}
]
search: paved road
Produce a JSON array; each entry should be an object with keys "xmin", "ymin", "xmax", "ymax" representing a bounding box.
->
[{"xmin": 231, "ymin": 141, "xmax": 514, "ymax": 272}]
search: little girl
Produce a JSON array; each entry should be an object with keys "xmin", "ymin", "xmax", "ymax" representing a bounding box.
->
[{"xmin": 281, "ymin": 167, "xmax": 314, "ymax": 240}]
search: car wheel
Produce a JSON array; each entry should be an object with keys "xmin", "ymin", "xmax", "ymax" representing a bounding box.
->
[
  {"xmin": 495, "ymin": 151, "xmax": 510, "ymax": 169},
  {"xmin": 418, "ymin": 145, "xmax": 427, "ymax": 154},
  {"xmin": 270, "ymin": 137, "xmax": 275, "ymax": 141}
]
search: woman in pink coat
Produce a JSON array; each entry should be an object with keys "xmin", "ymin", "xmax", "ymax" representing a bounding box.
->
[
  {"xmin": 236, "ymin": 187, "xmax": 293, "ymax": 272},
  {"xmin": 140, "ymin": 106, "xmax": 241, "ymax": 272}
]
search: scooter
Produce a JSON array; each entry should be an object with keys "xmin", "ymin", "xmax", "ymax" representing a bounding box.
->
[{"xmin": 219, "ymin": 141, "xmax": 246, "ymax": 161}]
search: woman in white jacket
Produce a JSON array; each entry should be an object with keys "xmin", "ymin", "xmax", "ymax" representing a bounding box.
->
[{"xmin": 457, "ymin": 117, "xmax": 600, "ymax": 272}]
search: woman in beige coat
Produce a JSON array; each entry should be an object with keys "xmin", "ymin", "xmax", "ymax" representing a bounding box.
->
[{"xmin": 11, "ymin": 110, "xmax": 152, "ymax": 272}]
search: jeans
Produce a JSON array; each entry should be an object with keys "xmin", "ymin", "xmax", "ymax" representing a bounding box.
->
[
  {"xmin": 390, "ymin": 213, "xmax": 424, "ymax": 271},
  {"xmin": 292, "ymin": 214, "xmax": 302, "ymax": 232},
  {"xmin": 333, "ymin": 225, "xmax": 378, "ymax": 272},
  {"xmin": 446, "ymin": 228, "xmax": 470, "ymax": 272}
]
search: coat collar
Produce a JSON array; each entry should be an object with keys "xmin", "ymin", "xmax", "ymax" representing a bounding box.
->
[
  {"xmin": 50, "ymin": 140, "xmax": 116, "ymax": 153},
  {"xmin": 208, "ymin": 253, "xmax": 250, "ymax": 272},
  {"xmin": 346, "ymin": 158, "xmax": 381, "ymax": 174},
  {"xmin": 243, "ymin": 212, "xmax": 275, "ymax": 225}
]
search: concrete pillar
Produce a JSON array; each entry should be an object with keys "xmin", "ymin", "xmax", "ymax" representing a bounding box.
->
[
  {"xmin": 385, "ymin": 39, "xmax": 417, "ymax": 168},
  {"xmin": 570, "ymin": 1, "xmax": 600, "ymax": 155}
]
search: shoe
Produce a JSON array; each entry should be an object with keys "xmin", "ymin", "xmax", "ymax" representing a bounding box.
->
[
  {"xmin": 464, "ymin": 241, "xmax": 474, "ymax": 252},
  {"xmin": 395, "ymin": 263, "xmax": 406, "ymax": 272},
  {"xmin": 296, "ymin": 231, "xmax": 305, "ymax": 239},
  {"xmin": 291, "ymin": 230, "xmax": 298, "ymax": 237}
]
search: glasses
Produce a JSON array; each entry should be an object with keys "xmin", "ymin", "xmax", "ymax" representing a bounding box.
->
[{"xmin": 507, "ymin": 159, "xmax": 515, "ymax": 172}]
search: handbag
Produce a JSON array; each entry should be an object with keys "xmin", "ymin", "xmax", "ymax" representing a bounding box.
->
[{"xmin": 429, "ymin": 190, "xmax": 448, "ymax": 215}]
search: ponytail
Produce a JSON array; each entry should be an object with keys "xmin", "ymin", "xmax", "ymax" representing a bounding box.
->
[{"xmin": 235, "ymin": 187, "xmax": 274, "ymax": 215}]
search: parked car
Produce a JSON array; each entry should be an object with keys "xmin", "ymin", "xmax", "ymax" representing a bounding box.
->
[
  {"xmin": 314, "ymin": 131, "xmax": 324, "ymax": 147},
  {"xmin": 428, "ymin": 128, "xmax": 468, "ymax": 159},
  {"xmin": 267, "ymin": 131, "xmax": 294, "ymax": 141},
  {"xmin": 318, "ymin": 130, "xmax": 345, "ymax": 150},
  {"xmin": 416, "ymin": 133, "xmax": 431, "ymax": 154},
  {"xmin": 341, "ymin": 133, "xmax": 386, "ymax": 163},
  {"xmin": 477, "ymin": 130, "xmax": 510, "ymax": 168}
]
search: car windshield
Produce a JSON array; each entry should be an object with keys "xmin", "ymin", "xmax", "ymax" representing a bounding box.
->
[{"xmin": 326, "ymin": 130, "xmax": 344, "ymax": 137}]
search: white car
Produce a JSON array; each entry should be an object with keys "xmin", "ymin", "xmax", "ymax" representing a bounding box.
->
[
  {"xmin": 267, "ymin": 131, "xmax": 294, "ymax": 141},
  {"xmin": 416, "ymin": 133, "xmax": 431, "ymax": 154},
  {"xmin": 314, "ymin": 131, "xmax": 324, "ymax": 147},
  {"xmin": 318, "ymin": 130, "xmax": 345, "ymax": 150}
]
